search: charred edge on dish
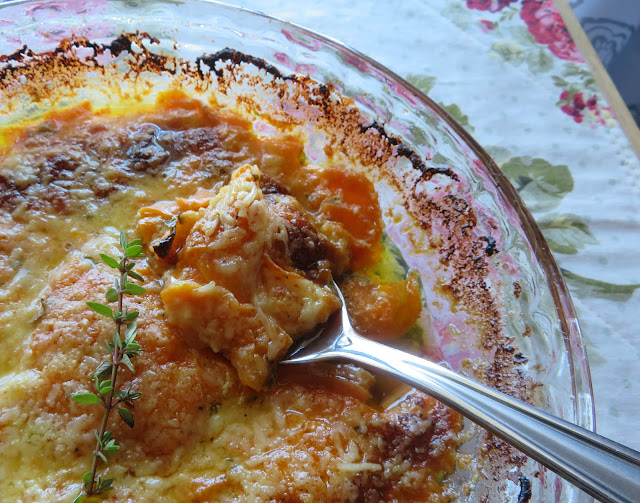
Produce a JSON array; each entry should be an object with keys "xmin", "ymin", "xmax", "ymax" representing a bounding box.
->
[
  {"xmin": 513, "ymin": 281, "xmax": 522, "ymax": 299},
  {"xmin": 197, "ymin": 47, "xmax": 294, "ymax": 81},
  {"xmin": 359, "ymin": 121, "xmax": 459, "ymax": 182},
  {"xmin": 481, "ymin": 433, "xmax": 529, "ymax": 479},
  {"xmin": 480, "ymin": 235, "xmax": 498, "ymax": 256},
  {"xmin": 0, "ymin": 44, "xmax": 33, "ymax": 65},
  {"xmin": 0, "ymin": 32, "xmax": 174, "ymax": 91},
  {"xmin": 409, "ymin": 191, "xmax": 506, "ymax": 352},
  {"xmin": 58, "ymin": 33, "xmax": 172, "ymax": 76},
  {"xmin": 50, "ymin": 32, "xmax": 162, "ymax": 60},
  {"xmin": 517, "ymin": 476, "xmax": 532, "ymax": 503},
  {"xmin": 487, "ymin": 341, "xmax": 533, "ymax": 397}
]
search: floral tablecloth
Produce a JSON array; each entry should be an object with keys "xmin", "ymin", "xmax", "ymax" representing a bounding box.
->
[{"xmin": 233, "ymin": 0, "xmax": 640, "ymax": 451}]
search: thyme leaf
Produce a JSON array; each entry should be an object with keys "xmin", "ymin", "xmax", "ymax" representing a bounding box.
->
[{"xmin": 71, "ymin": 232, "xmax": 145, "ymax": 501}]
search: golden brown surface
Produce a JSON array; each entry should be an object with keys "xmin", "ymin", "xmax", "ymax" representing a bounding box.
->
[{"xmin": 0, "ymin": 92, "xmax": 461, "ymax": 502}]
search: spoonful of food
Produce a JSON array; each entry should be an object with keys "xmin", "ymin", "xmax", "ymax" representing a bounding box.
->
[{"xmin": 281, "ymin": 280, "xmax": 640, "ymax": 503}]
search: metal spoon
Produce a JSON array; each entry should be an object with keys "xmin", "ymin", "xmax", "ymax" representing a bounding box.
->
[{"xmin": 281, "ymin": 281, "xmax": 640, "ymax": 503}]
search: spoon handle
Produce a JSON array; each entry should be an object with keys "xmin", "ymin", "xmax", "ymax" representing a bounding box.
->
[{"xmin": 333, "ymin": 332, "xmax": 640, "ymax": 503}]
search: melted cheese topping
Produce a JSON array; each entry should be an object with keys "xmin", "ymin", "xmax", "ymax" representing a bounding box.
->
[
  {"xmin": 161, "ymin": 164, "xmax": 340, "ymax": 389},
  {"xmin": 0, "ymin": 91, "xmax": 461, "ymax": 502}
]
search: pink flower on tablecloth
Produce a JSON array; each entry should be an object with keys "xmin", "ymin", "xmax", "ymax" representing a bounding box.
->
[
  {"xmin": 558, "ymin": 90, "xmax": 613, "ymax": 126},
  {"xmin": 479, "ymin": 19, "xmax": 496, "ymax": 32},
  {"xmin": 466, "ymin": 0, "xmax": 517, "ymax": 12},
  {"xmin": 561, "ymin": 103, "xmax": 583, "ymax": 123},
  {"xmin": 559, "ymin": 90, "xmax": 588, "ymax": 123},
  {"xmin": 573, "ymin": 92, "xmax": 585, "ymax": 110},
  {"xmin": 520, "ymin": 0, "xmax": 584, "ymax": 62}
]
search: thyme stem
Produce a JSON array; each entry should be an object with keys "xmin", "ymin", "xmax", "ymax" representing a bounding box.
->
[
  {"xmin": 87, "ymin": 266, "xmax": 125, "ymax": 495},
  {"xmin": 71, "ymin": 233, "xmax": 145, "ymax": 502},
  {"xmin": 88, "ymin": 361, "xmax": 119, "ymax": 495}
]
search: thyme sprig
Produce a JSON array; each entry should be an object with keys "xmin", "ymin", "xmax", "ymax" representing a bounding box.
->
[{"xmin": 72, "ymin": 233, "xmax": 146, "ymax": 502}]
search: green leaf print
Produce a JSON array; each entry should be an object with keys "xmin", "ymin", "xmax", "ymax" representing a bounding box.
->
[
  {"xmin": 563, "ymin": 63, "xmax": 590, "ymax": 78},
  {"xmin": 583, "ymin": 77, "xmax": 597, "ymax": 91},
  {"xmin": 439, "ymin": 103, "xmax": 474, "ymax": 132},
  {"xmin": 559, "ymin": 62, "xmax": 599, "ymax": 90},
  {"xmin": 501, "ymin": 156, "xmax": 573, "ymax": 213},
  {"xmin": 508, "ymin": 25, "xmax": 535, "ymax": 45},
  {"xmin": 484, "ymin": 146, "xmax": 513, "ymax": 165},
  {"xmin": 538, "ymin": 213, "xmax": 598, "ymax": 254},
  {"xmin": 552, "ymin": 75, "xmax": 569, "ymax": 88},
  {"xmin": 441, "ymin": 1, "xmax": 472, "ymax": 29},
  {"xmin": 406, "ymin": 74, "xmax": 437, "ymax": 95},
  {"xmin": 498, "ymin": 5, "xmax": 518, "ymax": 22},
  {"xmin": 405, "ymin": 74, "xmax": 474, "ymax": 132},
  {"xmin": 527, "ymin": 48, "xmax": 554, "ymax": 74},
  {"xmin": 561, "ymin": 269, "xmax": 640, "ymax": 303},
  {"xmin": 432, "ymin": 153, "xmax": 454, "ymax": 166},
  {"xmin": 491, "ymin": 41, "xmax": 526, "ymax": 65}
]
